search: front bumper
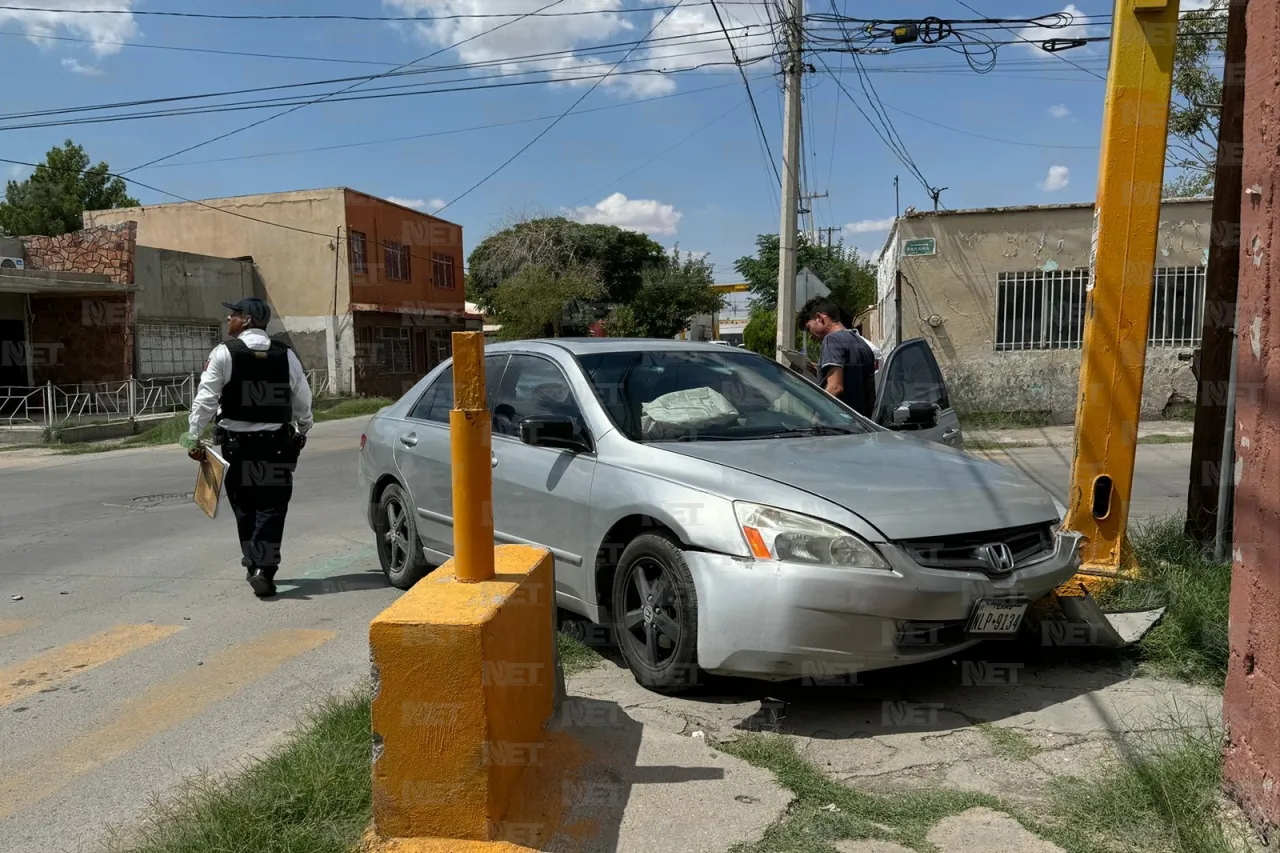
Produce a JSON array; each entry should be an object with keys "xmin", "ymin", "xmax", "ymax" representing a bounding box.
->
[{"xmin": 684, "ymin": 528, "xmax": 1082, "ymax": 681}]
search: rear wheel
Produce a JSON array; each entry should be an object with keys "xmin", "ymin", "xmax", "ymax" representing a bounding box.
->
[
  {"xmin": 376, "ymin": 484, "xmax": 428, "ymax": 590},
  {"xmin": 611, "ymin": 533, "xmax": 701, "ymax": 694}
]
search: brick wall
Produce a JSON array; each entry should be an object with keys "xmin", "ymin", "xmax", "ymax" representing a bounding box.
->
[
  {"xmin": 29, "ymin": 294, "xmax": 134, "ymax": 385},
  {"xmin": 22, "ymin": 221, "xmax": 137, "ymax": 285},
  {"xmin": 1222, "ymin": 0, "xmax": 1280, "ymax": 839}
]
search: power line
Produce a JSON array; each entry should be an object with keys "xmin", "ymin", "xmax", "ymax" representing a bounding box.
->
[
  {"xmin": 951, "ymin": 0, "xmax": 1106, "ymax": 80},
  {"xmin": 432, "ymin": 0, "xmax": 689, "ymax": 216},
  {"xmin": 880, "ymin": 101, "xmax": 1100, "ymax": 149},
  {"xmin": 0, "ymin": 3, "xmax": 732, "ymax": 22},
  {"xmin": 120, "ymin": 0, "xmax": 572, "ymax": 174},
  {"xmin": 709, "ymin": 0, "xmax": 782, "ymax": 194}
]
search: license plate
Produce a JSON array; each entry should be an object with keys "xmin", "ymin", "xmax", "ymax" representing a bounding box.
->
[{"xmin": 966, "ymin": 599, "xmax": 1028, "ymax": 637}]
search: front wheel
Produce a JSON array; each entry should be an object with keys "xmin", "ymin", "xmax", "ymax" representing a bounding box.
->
[
  {"xmin": 375, "ymin": 484, "xmax": 428, "ymax": 590},
  {"xmin": 611, "ymin": 533, "xmax": 701, "ymax": 694}
]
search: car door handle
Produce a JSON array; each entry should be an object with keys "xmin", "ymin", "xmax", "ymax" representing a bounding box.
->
[
  {"xmin": 491, "ymin": 454, "xmax": 498, "ymax": 468},
  {"xmin": 399, "ymin": 432, "xmax": 418, "ymax": 448}
]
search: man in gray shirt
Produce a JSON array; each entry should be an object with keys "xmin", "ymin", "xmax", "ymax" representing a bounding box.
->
[{"xmin": 801, "ymin": 297, "xmax": 877, "ymax": 418}]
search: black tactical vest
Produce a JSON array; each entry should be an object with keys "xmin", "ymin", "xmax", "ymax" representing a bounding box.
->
[{"xmin": 218, "ymin": 338, "xmax": 293, "ymax": 423}]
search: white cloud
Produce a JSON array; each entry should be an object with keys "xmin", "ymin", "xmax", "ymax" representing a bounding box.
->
[
  {"xmin": 1040, "ymin": 165, "xmax": 1070, "ymax": 192},
  {"xmin": 61, "ymin": 57, "xmax": 103, "ymax": 75},
  {"xmin": 1016, "ymin": 4, "xmax": 1094, "ymax": 55},
  {"xmin": 381, "ymin": 0, "xmax": 777, "ymax": 99},
  {"xmin": 1048, "ymin": 104, "xmax": 1071, "ymax": 119},
  {"xmin": 387, "ymin": 196, "xmax": 426, "ymax": 209},
  {"xmin": 1181, "ymin": 0, "xmax": 1216, "ymax": 9},
  {"xmin": 844, "ymin": 217, "xmax": 895, "ymax": 234},
  {"xmin": 0, "ymin": 0, "xmax": 138, "ymax": 57},
  {"xmin": 426, "ymin": 197, "xmax": 447, "ymax": 211},
  {"xmin": 566, "ymin": 192, "xmax": 681, "ymax": 234}
]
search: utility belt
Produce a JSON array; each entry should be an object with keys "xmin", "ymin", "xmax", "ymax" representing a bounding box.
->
[{"xmin": 215, "ymin": 422, "xmax": 304, "ymax": 460}]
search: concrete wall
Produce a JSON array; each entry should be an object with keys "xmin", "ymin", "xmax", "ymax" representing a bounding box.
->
[
  {"xmin": 890, "ymin": 199, "xmax": 1212, "ymax": 421},
  {"xmin": 85, "ymin": 188, "xmax": 351, "ymax": 391},
  {"xmin": 133, "ymin": 246, "xmax": 254, "ymax": 325},
  {"xmin": 29, "ymin": 293, "xmax": 133, "ymax": 385},
  {"xmin": 0, "ymin": 237, "xmax": 23, "ymax": 260},
  {"xmin": 1222, "ymin": 0, "xmax": 1280, "ymax": 835},
  {"xmin": 344, "ymin": 189, "xmax": 465, "ymax": 313}
]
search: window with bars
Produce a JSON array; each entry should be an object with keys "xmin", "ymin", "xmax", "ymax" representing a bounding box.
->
[
  {"xmin": 430, "ymin": 328, "xmax": 452, "ymax": 366},
  {"xmin": 995, "ymin": 265, "xmax": 1207, "ymax": 351},
  {"xmin": 383, "ymin": 241, "xmax": 410, "ymax": 281},
  {"xmin": 432, "ymin": 252, "xmax": 455, "ymax": 289},
  {"xmin": 349, "ymin": 231, "xmax": 367, "ymax": 275},
  {"xmin": 357, "ymin": 326, "xmax": 413, "ymax": 373},
  {"xmin": 137, "ymin": 322, "xmax": 220, "ymax": 377}
]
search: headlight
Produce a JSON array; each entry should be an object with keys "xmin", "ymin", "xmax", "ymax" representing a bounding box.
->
[{"xmin": 734, "ymin": 502, "xmax": 890, "ymax": 569}]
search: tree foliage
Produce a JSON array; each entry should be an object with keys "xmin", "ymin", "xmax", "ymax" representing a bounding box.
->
[
  {"xmin": 605, "ymin": 246, "xmax": 724, "ymax": 340},
  {"xmin": 466, "ymin": 216, "xmax": 667, "ymax": 313},
  {"xmin": 734, "ymin": 233, "xmax": 877, "ymax": 323},
  {"xmin": 488, "ymin": 261, "xmax": 605, "ymax": 341},
  {"xmin": 0, "ymin": 140, "xmax": 138, "ymax": 237},
  {"xmin": 1165, "ymin": 1, "xmax": 1227, "ymax": 196}
]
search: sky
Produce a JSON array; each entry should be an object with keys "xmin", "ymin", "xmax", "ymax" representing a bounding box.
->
[{"xmin": 0, "ymin": 0, "xmax": 1214, "ymax": 282}]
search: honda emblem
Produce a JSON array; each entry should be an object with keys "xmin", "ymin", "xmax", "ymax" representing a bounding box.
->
[{"xmin": 977, "ymin": 542, "xmax": 1016, "ymax": 575}]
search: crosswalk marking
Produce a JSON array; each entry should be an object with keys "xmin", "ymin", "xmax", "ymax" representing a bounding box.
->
[
  {"xmin": 0, "ymin": 619, "xmax": 36, "ymax": 639},
  {"xmin": 0, "ymin": 628, "xmax": 336, "ymax": 821},
  {"xmin": 0, "ymin": 623, "xmax": 183, "ymax": 707}
]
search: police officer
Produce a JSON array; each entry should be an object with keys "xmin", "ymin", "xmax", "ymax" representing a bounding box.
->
[{"xmin": 182, "ymin": 298, "xmax": 313, "ymax": 598}]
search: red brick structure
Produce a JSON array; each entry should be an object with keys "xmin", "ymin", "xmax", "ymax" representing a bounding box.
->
[{"xmin": 1222, "ymin": 0, "xmax": 1280, "ymax": 839}]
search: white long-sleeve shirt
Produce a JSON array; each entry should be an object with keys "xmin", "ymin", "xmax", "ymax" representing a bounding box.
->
[{"xmin": 189, "ymin": 328, "xmax": 314, "ymax": 437}]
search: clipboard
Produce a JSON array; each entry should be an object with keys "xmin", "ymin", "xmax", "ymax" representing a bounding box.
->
[
  {"xmin": 780, "ymin": 348, "xmax": 818, "ymax": 382},
  {"xmin": 194, "ymin": 446, "xmax": 227, "ymax": 519}
]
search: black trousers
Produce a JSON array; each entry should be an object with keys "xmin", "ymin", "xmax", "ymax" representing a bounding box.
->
[{"xmin": 219, "ymin": 428, "xmax": 299, "ymax": 580}]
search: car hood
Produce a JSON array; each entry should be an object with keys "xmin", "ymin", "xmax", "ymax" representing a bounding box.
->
[{"xmin": 655, "ymin": 431, "xmax": 1060, "ymax": 541}]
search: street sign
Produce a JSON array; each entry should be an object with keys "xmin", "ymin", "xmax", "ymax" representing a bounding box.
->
[{"xmin": 902, "ymin": 238, "xmax": 936, "ymax": 257}]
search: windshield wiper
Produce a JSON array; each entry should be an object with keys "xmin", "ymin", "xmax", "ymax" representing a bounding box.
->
[{"xmin": 759, "ymin": 425, "xmax": 862, "ymax": 438}]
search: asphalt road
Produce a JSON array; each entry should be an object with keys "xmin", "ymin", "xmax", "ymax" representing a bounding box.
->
[{"xmin": 0, "ymin": 420, "xmax": 1193, "ymax": 852}]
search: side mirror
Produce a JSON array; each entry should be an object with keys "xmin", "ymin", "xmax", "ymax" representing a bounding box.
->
[
  {"xmin": 890, "ymin": 401, "xmax": 940, "ymax": 430},
  {"xmin": 519, "ymin": 415, "xmax": 590, "ymax": 452}
]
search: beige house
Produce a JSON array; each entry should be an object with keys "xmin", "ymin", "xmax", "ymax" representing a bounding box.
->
[
  {"xmin": 872, "ymin": 198, "xmax": 1212, "ymax": 422},
  {"xmin": 86, "ymin": 187, "xmax": 479, "ymax": 398}
]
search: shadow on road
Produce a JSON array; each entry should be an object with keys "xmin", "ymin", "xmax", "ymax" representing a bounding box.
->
[{"xmin": 269, "ymin": 570, "xmax": 388, "ymax": 601}]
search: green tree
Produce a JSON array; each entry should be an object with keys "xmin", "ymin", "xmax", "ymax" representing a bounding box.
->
[
  {"xmin": 1164, "ymin": 0, "xmax": 1227, "ymax": 196},
  {"xmin": 466, "ymin": 216, "xmax": 667, "ymax": 313},
  {"xmin": 734, "ymin": 233, "xmax": 877, "ymax": 321},
  {"xmin": 0, "ymin": 140, "xmax": 138, "ymax": 237},
  {"xmin": 488, "ymin": 261, "xmax": 605, "ymax": 340},
  {"xmin": 605, "ymin": 246, "xmax": 724, "ymax": 339}
]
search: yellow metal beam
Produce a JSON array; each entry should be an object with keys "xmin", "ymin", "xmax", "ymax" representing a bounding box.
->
[
  {"xmin": 450, "ymin": 331, "xmax": 495, "ymax": 583},
  {"xmin": 1062, "ymin": 0, "xmax": 1180, "ymax": 585}
]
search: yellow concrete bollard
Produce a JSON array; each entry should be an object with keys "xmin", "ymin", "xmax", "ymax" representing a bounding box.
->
[{"xmin": 450, "ymin": 331, "xmax": 495, "ymax": 584}]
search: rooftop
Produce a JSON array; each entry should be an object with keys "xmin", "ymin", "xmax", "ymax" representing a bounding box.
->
[{"xmin": 901, "ymin": 196, "xmax": 1214, "ymax": 220}]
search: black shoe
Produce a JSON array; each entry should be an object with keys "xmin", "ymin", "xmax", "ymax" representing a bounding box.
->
[{"xmin": 248, "ymin": 569, "xmax": 277, "ymax": 598}]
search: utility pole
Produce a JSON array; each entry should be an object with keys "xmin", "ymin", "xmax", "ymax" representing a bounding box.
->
[
  {"xmin": 799, "ymin": 191, "xmax": 828, "ymax": 244},
  {"xmin": 775, "ymin": 0, "xmax": 804, "ymax": 365},
  {"xmin": 894, "ymin": 175, "xmax": 900, "ymax": 219},
  {"xmin": 819, "ymin": 226, "xmax": 839, "ymax": 247},
  {"xmin": 1186, "ymin": 0, "xmax": 1248, "ymax": 546}
]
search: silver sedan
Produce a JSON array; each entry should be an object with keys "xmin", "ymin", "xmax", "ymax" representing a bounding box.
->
[{"xmin": 358, "ymin": 338, "xmax": 1080, "ymax": 694}]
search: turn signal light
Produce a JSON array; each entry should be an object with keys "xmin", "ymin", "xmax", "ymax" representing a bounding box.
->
[{"xmin": 360, "ymin": 433, "xmax": 367, "ymax": 451}]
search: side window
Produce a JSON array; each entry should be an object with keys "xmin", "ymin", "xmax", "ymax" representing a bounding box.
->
[
  {"xmin": 877, "ymin": 341, "xmax": 949, "ymax": 419},
  {"xmin": 407, "ymin": 366, "xmax": 453, "ymax": 424},
  {"xmin": 491, "ymin": 355, "xmax": 586, "ymax": 439},
  {"xmin": 485, "ymin": 354, "xmax": 508, "ymax": 414}
]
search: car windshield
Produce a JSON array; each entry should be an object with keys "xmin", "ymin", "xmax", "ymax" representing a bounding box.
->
[{"xmin": 577, "ymin": 348, "xmax": 877, "ymax": 442}]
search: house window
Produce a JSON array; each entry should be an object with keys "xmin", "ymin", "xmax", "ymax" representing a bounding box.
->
[
  {"xmin": 357, "ymin": 326, "xmax": 413, "ymax": 373},
  {"xmin": 996, "ymin": 265, "xmax": 1207, "ymax": 352},
  {"xmin": 1149, "ymin": 266, "xmax": 1207, "ymax": 347},
  {"xmin": 432, "ymin": 252, "xmax": 455, "ymax": 289},
  {"xmin": 995, "ymin": 268, "xmax": 1088, "ymax": 351},
  {"xmin": 384, "ymin": 241, "xmax": 410, "ymax": 281},
  {"xmin": 430, "ymin": 328, "xmax": 452, "ymax": 366},
  {"xmin": 349, "ymin": 231, "xmax": 367, "ymax": 274},
  {"xmin": 136, "ymin": 321, "xmax": 220, "ymax": 377}
]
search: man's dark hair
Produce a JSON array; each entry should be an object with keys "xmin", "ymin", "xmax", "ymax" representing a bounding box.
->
[{"xmin": 800, "ymin": 296, "xmax": 843, "ymax": 324}]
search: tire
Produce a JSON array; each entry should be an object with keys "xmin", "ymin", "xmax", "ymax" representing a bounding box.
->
[
  {"xmin": 375, "ymin": 483, "xmax": 429, "ymax": 590},
  {"xmin": 611, "ymin": 532, "xmax": 701, "ymax": 694}
]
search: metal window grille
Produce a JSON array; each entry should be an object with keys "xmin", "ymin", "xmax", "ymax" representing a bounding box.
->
[
  {"xmin": 430, "ymin": 328, "xmax": 452, "ymax": 366},
  {"xmin": 1149, "ymin": 266, "xmax": 1207, "ymax": 348},
  {"xmin": 356, "ymin": 326, "xmax": 411, "ymax": 373},
  {"xmin": 995, "ymin": 265, "xmax": 1207, "ymax": 352},
  {"xmin": 136, "ymin": 321, "xmax": 219, "ymax": 377},
  {"xmin": 383, "ymin": 241, "xmax": 410, "ymax": 281},
  {"xmin": 432, "ymin": 252, "xmax": 455, "ymax": 289},
  {"xmin": 995, "ymin": 269, "xmax": 1088, "ymax": 351},
  {"xmin": 350, "ymin": 231, "xmax": 367, "ymax": 274}
]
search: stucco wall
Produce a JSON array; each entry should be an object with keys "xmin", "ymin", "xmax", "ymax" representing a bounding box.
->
[
  {"xmin": 892, "ymin": 199, "xmax": 1211, "ymax": 421},
  {"xmin": 344, "ymin": 190, "xmax": 465, "ymax": 312},
  {"xmin": 133, "ymin": 247, "xmax": 254, "ymax": 324}
]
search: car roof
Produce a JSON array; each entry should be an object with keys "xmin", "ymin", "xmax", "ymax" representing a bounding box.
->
[{"xmin": 485, "ymin": 338, "xmax": 753, "ymax": 356}]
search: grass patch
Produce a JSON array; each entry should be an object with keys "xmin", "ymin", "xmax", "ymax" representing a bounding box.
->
[
  {"xmin": 1163, "ymin": 401, "xmax": 1198, "ymax": 421},
  {"xmin": 1099, "ymin": 517, "xmax": 1231, "ymax": 687},
  {"xmin": 978, "ymin": 724, "xmax": 1042, "ymax": 761},
  {"xmin": 720, "ymin": 732, "xmax": 1003, "ymax": 852},
  {"xmin": 557, "ymin": 631, "xmax": 604, "ymax": 676},
  {"xmin": 1045, "ymin": 721, "xmax": 1243, "ymax": 853},
  {"xmin": 313, "ymin": 397, "xmax": 392, "ymax": 423},
  {"xmin": 106, "ymin": 691, "xmax": 373, "ymax": 853},
  {"xmin": 959, "ymin": 410, "xmax": 1054, "ymax": 431},
  {"xmin": 965, "ymin": 433, "xmax": 1193, "ymax": 453}
]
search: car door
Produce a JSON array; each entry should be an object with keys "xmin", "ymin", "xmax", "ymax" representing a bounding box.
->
[
  {"xmin": 489, "ymin": 353, "xmax": 597, "ymax": 607},
  {"xmin": 393, "ymin": 354, "xmax": 509, "ymax": 558},
  {"xmin": 872, "ymin": 338, "xmax": 963, "ymax": 448}
]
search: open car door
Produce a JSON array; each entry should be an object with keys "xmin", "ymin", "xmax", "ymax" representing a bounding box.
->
[{"xmin": 872, "ymin": 338, "xmax": 963, "ymax": 449}]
